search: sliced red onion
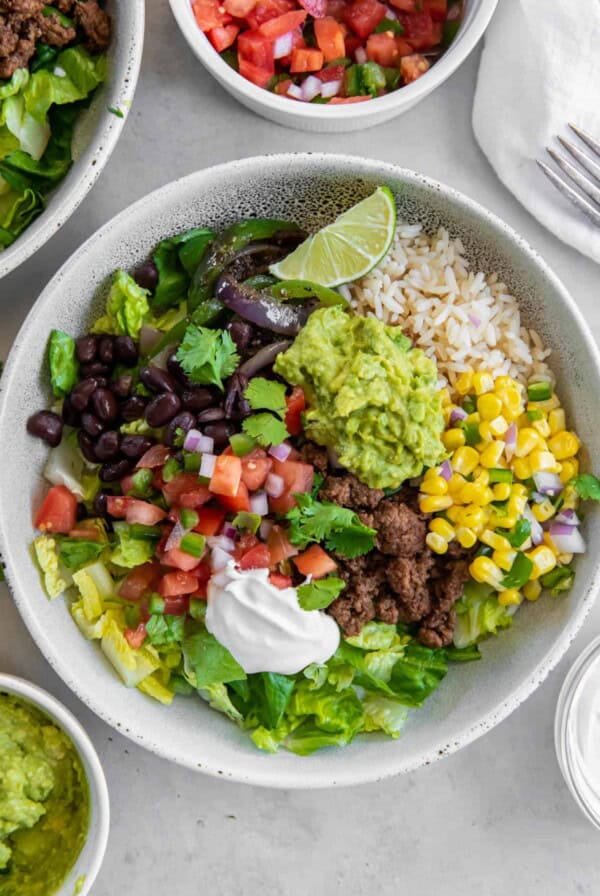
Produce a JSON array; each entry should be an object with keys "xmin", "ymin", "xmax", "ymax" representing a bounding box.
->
[
  {"xmin": 556, "ymin": 508, "xmax": 581, "ymax": 526},
  {"xmin": 150, "ymin": 345, "xmax": 172, "ymax": 371},
  {"xmin": 320, "ymin": 80, "xmax": 341, "ymax": 99},
  {"xmin": 199, "ymin": 453, "xmax": 216, "ymax": 478},
  {"xmin": 249, "ymin": 491, "xmax": 269, "ymax": 516},
  {"xmin": 265, "ymin": 472, "xmax": 285, "ymax": 498},
  {"xmin": 523, "ymin": 505, "xmax": 544, "ymax": 546},
  {"xmin": 439, "ymin": 460, "xmax": 453, "ymax": 481},
  {"xmin": 355, "ymin": 46, "xmax": 367, "ymax": 63},
  {"xmin": 208, "ymin": 535, "xmax": 236, "ymax": 553},
  {"xmin": 222, "ymin": 523, "xmax": 237, "ymax": 540},
  {"xmin": 548, "ymin": 523, "xmax": 586, "ymax": 554},
  {"xmin": 505, "ymin": 422, "xmax": 517, "ymax": 458},
  {"xmin": 301, "ymin": 75, "xmax": 322, "ymax": 102},
  {"xmin": 139, "ymin": 325, "xmax": 163, "ymax": 356},
  {"xmin": 198, "ymin": 434, "xmax": 214, "ymax": 454},
  {"xmin": 259, "ymin": 519, "xmax": 274, "ymax": 540},
  {"xmin": 268, "ymin": 442, "xmax": 291, "ymax": 462},
  {"xmin": 239, "ymin": 341, "xmax": 291, "ymax": 377},
  {"xmin": 533, "ymin": 471, "xmax": 563, "ymax": 496},
  {"xmin": 287, "ymin": 84, "xmax": 303, "ymax": 100},
  {"xmin": 450, "ymin": 407, "xmax": 467, "ymax": 424},
  {"xmin": 273, "ymin": 31, "xmax": 293, "ymax": 58},
  {"xmin": 211, "ymin": 547, "xmax": 232, "ymax": 571}
]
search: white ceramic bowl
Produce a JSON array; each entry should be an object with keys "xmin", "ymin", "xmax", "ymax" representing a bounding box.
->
[
  {"xmin": 169, "ymin": 0, "xmax": 498, "ymax": 132},
  {"xmin": 0, "ymin": 0, "xmax": 145, "ymax": 280},
  {"xmin": 0, "ymin": 674, "xmax": 110, "ymax": 895},
  {"xmin": 1, "ymin": 154, "xmax": 600, "ymax": 789}
]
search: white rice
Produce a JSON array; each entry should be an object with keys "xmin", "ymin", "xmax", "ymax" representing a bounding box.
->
[{"xmin": 349, "ymin": 224, "xmax": 553, "ymax": 393}]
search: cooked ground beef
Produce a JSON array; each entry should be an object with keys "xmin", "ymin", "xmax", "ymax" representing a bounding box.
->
[
  {"xmin": 0, "ymin": 12, "xmax": 39, "ymax": 78},
  {"xmin": 299, "ymin": 441, "xmax": 329, "ymax": 474},
  {"xmin": 319, "ymin": 472, "xmax": 385, "ymax": 511},
  {"xmin": 39, "ymin": 10, "xmax": 76, "ymax": 47},
  {"xmin": 74, "ymin": 0, "xmax": 110, "ymax": 53}
]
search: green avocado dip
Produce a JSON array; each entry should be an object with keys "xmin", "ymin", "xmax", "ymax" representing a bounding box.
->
[
  {"xmin": 0, "ymin": 693, "xmax": 90, "ymax": 896},
  {"xmin": 274, "ymin": 306, "xmax": 445, "ymax": 489}
]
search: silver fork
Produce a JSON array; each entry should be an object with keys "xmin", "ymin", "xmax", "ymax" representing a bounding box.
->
[{"xmin": 537, "ymin": 124, "xmax": 600, "ymax": 227}]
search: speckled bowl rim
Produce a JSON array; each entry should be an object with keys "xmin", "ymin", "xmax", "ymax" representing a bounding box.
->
[
  {"xmin": 0, "ymin": 673, "xmax": 110, "ymax": 894},
  {"xmin": 0, "ymin": 0, "xmax": 145, "ymax": 280},
  {"xmin": 2, "ymin": 153, "xmax": 600, "ymax": 789}
]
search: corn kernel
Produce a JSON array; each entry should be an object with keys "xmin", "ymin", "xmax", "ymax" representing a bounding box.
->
[
  {"xmin": 452, "ymin": 446, "xmax": 480, "ymax": 476},
  {"xmin": 548, "ymin": 431, "xmax": 580, "ymax": 460},
  {"xmin": 442, "ymin": 428, "xmax": 466, "ymax": 450},
  {"xmin": 473, "ymin": 469, "xmax": 491, "ymax": 487},
  {"xmin": 470, "ymin": 556, "xmax": 503, "ymax": 587},
  {"xmin": 465, "ymin": 412, "xmax": 481, "ymax": 425},
  {"xmin": 478, "ymin": 421, "xmax": 494, "ymax": 443},
  {"xmin": 532, "ymin": 418, "xmax": 551, "ymax": 439},
  {"xmin": 430, "ymin": 518, "xmax": 455, "ymax": 540},
  {"xmin": 420, "ymin": 476, "xmax": 448, "ymax": 496},
  {"xmin": 500, "ymin": 386, "xmax": 524, "ymax": 420},
  {"xmin": 523, "ymin": 580, "xmax": 542, "ymax": 602},
  {"xmin": 459, "ymin": 505, "xmax": 487, "ymax": 530},
  {"xmin": 491, "ymin": 514, "xmax": 518, "ymax": 530},
  {"xmin": 512, "ymin": 457, "xmax": 532, "ymax": 481},
  {"xmin": 480, "ymin": 441, "xmax": 505, "ymax": 468},
  {"xmin": 528, "ymin": 395, "xmax": 560, "ymax": 412},
  {"xmin": 493, "ymin": 549, "xmax": 517, "ymax": 571},
  {"xmin": 440, "ymin": 388, "xmax": 451, "ymax": 407},
  {"xmin": 426, "ymin": 532, "xmax": 448, "ymax": 555},
  {"xmin": 515, "ymin": 428, "xmax": 541, "ymax": 457},
  {"xmin": 527, "ymin": 545, "xmax": 557, "ymax": 579},
  {"xmin": 489, "ymin": 415, "xmax": 509, "ymax": 437},
  {"xmin": 460, "ymin": 483, "xmax": 493, "ymax": 506},
  {"xmin": 473, "ymin": 371, "xmax": 494, "ymax": 395},
  {"xmin": 424, "ymin": 466, "xmax": 439, "ymax": 480},
  {"xmin": 558, "ymin": 552, "xmax": 574, "ymax": 565},
  {"xmin": 509, "ymin": 496, "xmax": 528, "ymax": 518},
  {"xmin": 492, "ymin": 482, "xmax": 511, "ymax": 501},
  {"xmin": 498, "ymin": 588, "xmax": 522, "ymax": 606},
  {"xmin": 478, "ymin": 393, "xmax": 503, "ymax": 420},
  {"xmin": 548, "ymin": 408, "xmax": 566, "ymax": 435},
  {"xmin": 446, "ymin": 506, "xmax": 463, "ymax": 524},
  {"xmin": 532, "ymin": 499, "xmax": 555, "ymax": 522},
  {"xmin": 511, "ymin": 484, "xmax": 528, "ymax": 498},
  {"xmin": 419, "ymin": 495, "xmax": 453, "ymax": 514},
  {"xmin": 481, "ymin": 529, "xmax": 511, "ymax": 551},
  {"xmin": 456, "ymin": 526, "xmax": 477, "ymax": 548},
  {"xmin": 543, "ymin": 532, "xmax": 559, "ymax": 556},
  {"xmin": 455, "ymin": 370, "xmax": 473, "ymax": 395},
  {"xmin": 447, "ymin": 474, "xmax": 466, "ymax": 498},
  {"xmin": 529, "ymin": 449, "xmax": 561, "ymax": 474},
  {"xmin": 560, "ymin": 459, "xmax": 579, "ymax": 485}
]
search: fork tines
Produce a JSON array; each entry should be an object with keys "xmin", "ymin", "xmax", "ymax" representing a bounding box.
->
[{"xmin": 537, "ymin": 124, "xmax": 600, "ymax": 227}]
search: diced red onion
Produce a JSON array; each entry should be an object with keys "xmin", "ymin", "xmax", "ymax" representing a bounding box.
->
[
  {"xmin": 556, "ymin": 508, "xmax": 581, "ymax": 526},
  {"xmin": 531, "ymin": 491, "xmax": 546, "ymax": 504},
  {"xmin": 505, "ymin": 422, "xmax": 517, "ymax": 458},
  {"xmin": 183, "ymin": 428, "xmax": 203, "ymax": 452},
  {"xmin": 287, "ymin": 84, "xmax": 303, "ymax": 100},
  {"xmin": 548, "ymin": 523, "xmax": 586, "ymax": 554},
  {"xmin": 139, "ymin": 326, "xmax": 163, "ymax": 355},
  {"xmin": 207, "ymin": 535, "xmax": 236, "ymax": 553},
  {"xmin": 320, "ymin": 80, "xmax": 341, "ymax": 98},
  {"xmin": 523, "ymin": 505, "xmax": 544, "ymax": 546},
  {"xmin": 450, "ymin": 407, "xmax": 467, "ymax": 424},
  {"xmin": 533, "ymin": 471, "xmax": 563, "ymax": 496},
  {"xmin": 448, "ymin": 1, "xmax": 461, "ymax": 19},
  {"xmin": 301, "ymin": 75, "xmax": 322, "ymax": 101},
  {"xmin": 273, "ymin": 31, "xmax": 293, "ymax": 58},
  {"xmin": 355, "ymin": 47, "xmax": 367, "ymax": 63},
  {"xmin": 165, "ymin": 520, "xmax": 186, "ymax": 552},
  {"xmin": 439, "ymin": 460, "xmax": 453, "ymax": 481},
  {"xmin": 150, "ymin": 346, "xmax": 172, "ymax": 371},
  {"xmin": 259, "ymin": 519, "xmax": 274, "ymax": 540},
  {"xmin": 199, "ymin": 453, "xmax": 216, "ymax": 478},
  {"xmin": 268, "ymin": 442, "xmax": 292, "ymax": 462},
  {"xmin": 468, "ymin": 314, "xmax": 481, "ymax": 327},
  {"xmin": 211, "ymin": 547, "xmax": 232, "ymax": 571},
  {"xmin": 265, "ymin": 472, "xmax": 285, "ymax": 498},
  {"xmin": 249, "ymin": 491, "xmax": 269, "ymax": 516},
  {"xmin": 222, "ymin": 523, "xmax": 237, "ymax": 541},
  {"xmin": 198, "ymin": 434, "xmax": 214, "ymax": 454}
]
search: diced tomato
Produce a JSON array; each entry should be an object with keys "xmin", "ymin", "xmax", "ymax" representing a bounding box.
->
[
  {"xmin": 237, "ymin": 531, "xmax": 259, "ymax": 555},
  {"xmin": 35, "ymin": 485, "xmax": 77, "ymax": 535},
  {"xmin": 179, "ymin": 488, "xmax": 213, "ymax": 509},
  {"xmin": 275, "ymin": 78, "xmax": 294, "ymax": 95},
  {"xmin": 298, "ymin": 0, "xmax": 327, "ymax": 16},
  {"xmin": 193, "ymin": 561, "xmax": 212, "ymax": 583},
  {"xmin": 366, "ymin": 31, "xmax": 399, "ymax": 66},
  {"xmin": 208, "ymin": 23, "xmax": 240, "ymax": 51},
  {"xmin": 124, "ymin": 623, "xmax": 147, "ymax": 649},
  {"xmin": 259, "ymin": 9, "xmax": 307, "ymax": 37},
  {"xmin": 314, "ymin": 16, "xmax": 345, "ymax": 61},
  {"xmin": 163, "ymin": 595, "xmax": 191, "ymax": 615},
  {"xmin": 224, "ymin": 0, "xmax": 256, "ymax": 15},
  {"xmin": 136, "ymin": 445, "xmax": 171, "ymax": 469},
  {"xmin": 161, "ymin": 547, "xmax": 202, "ymax": 572},
  {"xmin": 431, "ymin": 20, "xmax": 443, "ymax": 43},
  {"xmin": 218, "ymin": 482, "xmax": 251, "ymax": 513},
  {"xmin": 343, "ymin": 0, "xmax": 386, "ymax": 38},
  {"xmin": 125, "ymin": 499, "xmax": 167, "ymax": 526},
  {"xmin": 163, "ymin": 473, "xmax": 211, "ymax": 507},
  {"xmin": 343, "ymin": 34, "xmax": 362, "ymax": 57},
  {"xmin": 316, "ymin": 63, "xmax": 345, "ymax": 82},
  {"xmin": 193, "ymin": 0, "xmax": 232, "ymax": 31},
  {"xmin": 239, "ymin": 57, "xmax": 272, "ymax": 86},
  {"xmin": 238, "ymin": 29, "xmax": 275, "ymax": 67},
  {"xmin": 269, "ymin": 572, "xmax": 293, "ymax": 589},
  {"xmin": 272, "ymin": 458, "xmax": 314, "ymax": 497},
  {"xmin": 398, "ymin": 10, "xmax": 435, "ymax": 49},
  {"xmin": 329, "ymin": 95, "xmax": 371, "ymax": 103},
  {"xmin": 106, "ymin": 496, "xmax": 130, "ymax": 518},
  {"xmin": 241, "ymin": 449, "xmax": 272, "ymax": 491},
  {"xmin": 159, "ymin": 571, "xmax": 200, "ymax": 597},
  {"xmin": 326, "ymin": 0, "xmax": 347, "ymax": 19},
  {"xmin": 293, "ymin": 544, "xmax": 337, "ymax": 578},
  {"xmin": 290, "ymin": 47, "xmax": 324, "ymax": 71},
  {"xmin": 191, "ymin": 582, "xmax": 208, "ymax": 600},
  {"xmin": 423, "ymin": 0, "xmax": 447, "ymax": 22},
  {"xmin": 278, "ymin": 27, "xmax": 306, "ymax": 66},
  {"xmin": 388, "ymin": 0, "xmax": 417, "ymax": 10},
  {"xmin": 267, "ymin": 524, "xmax": 299, "ymax": 564},
  {"xmin": 400, "ymin": 52, "xmax": 430, "ymax": 82},
  {"xmin": 120, "ymin": 473, "xmax": 135, "ymax": 494},
  {"xmin": 68, "ymin": 524, "xmax": 101, "ymax": 540},
  {"xmin": 209, "ymin": 454, "xmax": 243, "ymax": 497},
  {"xmin": 268, "ymin": 489, "xmax": 296, "ymax": 514},
  {"xmin": 239, "ymin": 543, "xmax": 272, "ymax": 570},
  {"xmin": 245, "ymin": 0, "xmax": 295, "ymax": 29},
  {"xmin": 395, "ymin": 36, "xmax": 414, "ymax": 56},
  {"xmin": 119, "ymin": 562, "xmax": 161, "ymax": 601},
  {"xmin": 194, "ymin": 506, "xmax": 227, "ymax": 536}
]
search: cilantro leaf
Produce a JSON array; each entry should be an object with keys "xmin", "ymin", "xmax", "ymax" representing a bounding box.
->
[
  {"xmin": 175, "ymin": 324, "xmax": 239, "ymax": 390},
  {"xmin": 245, "ymin": 377, "xmax": 287, "ymax": 418},
  {"xmin": 243, "ymin": 413, "xmax": 289, "ymax": 447},
  {"xmin": 145, "ymin": 614, "xmax": 185, "ymax": 647},
  {"xmin": 570, "ymin": 473, "xmax": 600, "ymax": 502},
  {"xmin": 286, "ymin": 494, "xmax": 376, "ymax": 559},
  {"xmin": 297, "ymin": 576, "xmax": 345, "ymax": 611}
]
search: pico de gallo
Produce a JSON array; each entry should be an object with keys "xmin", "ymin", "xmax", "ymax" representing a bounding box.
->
[{"xmin": 191, "ymin": 0, "xmax": 463, "ymax": 103}]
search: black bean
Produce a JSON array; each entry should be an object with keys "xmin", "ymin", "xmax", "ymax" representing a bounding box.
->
[
  {"xmin": 120, "ymin": 395, "xmax": 147, "ymax": 422},
  {"xmin": 228, "ymin": 320, "xmax": 253, "ymax": 351},
  {"xmin": 121, "ymin": 434, "xmax": 153, "ymax": 459},
  {"xmin": 167, "ymin": 354, "xmax": 191, "ymax": 386},
  {"xmin": 92, "ymin": 491, "xmax": 108, "ymax": 516},
  {"xmin": 94, "ymin": 430, "xmax": 121, "ymax": 461},
  {"xmin": 164, "ymin": 411, "xmax": 196, "ymax": 447},
  {"xmin": 114, "ymin": 335, "xmax": 139, "ymax": 366},
  {"xmin": 75, "ymin": 335, "xmax": 98, "ymax": 364},
  {"xmin": 78, "ymin": 430, "xmax": 98, "ymax": 463},
  {"xmin": 80, "ymin": 361, "xmax": 112, "ymax": 379},
  {"xmin": 145, "ymin": 392, "xmax": 182, "ymax": 427},
  {"xmin": 76, "ymin": 502, "xmax": 88, "ymax": 521},
  {"xmin": 61, "ymin": 395, "xmax": 80, "ymax": 428},
  {"xmin": 204, "ymin": 421, "xmax": 235, "ymax": 450},
  {"xmin": 197, "ymin": 406, "xmax": 225, "ymax": 423},
  {"xmin": 98, "ymin": 336, "xmax": 115, "ymax": 366},
  {"xmin": 27, "ymin": 410, "xmax": 63, "ymax": 447},
  {"xmin": 139, "ymin": 365, "xmax": 178, "ymax": 394},
  {"xmin": 110, "ymin": 374, "xmax": 133, "ymax": 399},
  {"xmin": 181, "ymin": 387, "xmax": 215, "ymax": 412},
  {"xmin": 133, "ymin": 260, "xmax": 159, "ymax": 291},
  {"xmin": 91, "ymin": 387, "xmax": 118, "ymax": 422},
  {"xmin": 99, "ymin": 458, "xmax": 133, "ymax": 482},
  {"xmin": 70, "ymin": 377, "xmax": 98, "ymax": 412},
  {"xmin": 81, "ymin": 412, "xmax": 105, "ymax": 438}
]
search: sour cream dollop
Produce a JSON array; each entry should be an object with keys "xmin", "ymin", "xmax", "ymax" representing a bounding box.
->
[
  {"xmin": 572, "ymin": 656, "xmax": 600, "ymax": 798},
  {"xmin": 205, "ymin": 562, "xmax": 340, "ymax": 675}
]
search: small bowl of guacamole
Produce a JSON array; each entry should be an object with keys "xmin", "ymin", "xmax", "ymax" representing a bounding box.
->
[{"xmin": 0, "ymin": 675, "xmax": 109, "ymax": 896}]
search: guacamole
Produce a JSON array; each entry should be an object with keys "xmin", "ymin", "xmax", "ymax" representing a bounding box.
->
[
  {"xmin": 0, "ymin": 693, "xmax": 89, "ymax": 896},
  {"xmin": 274, "ymin": 306, "xmax": 445, "ymax": 488}
]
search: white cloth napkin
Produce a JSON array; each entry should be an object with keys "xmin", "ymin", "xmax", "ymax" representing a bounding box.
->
[{"xmin": 472, "ymin": 0, "xmax": 600, "ymax": 264}]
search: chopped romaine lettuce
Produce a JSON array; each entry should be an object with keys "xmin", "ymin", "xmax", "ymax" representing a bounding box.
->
[
  {"xmin": 43, "ymin": 430, "xmax": 99, "ymax": 500},
  {"xmin": 72, "ymin": 561, "xmax": 115, "ymax": 620},
  {"xmin": 137, "ymin": 673, "xmax": 175, "ymax": 705},
  {"xmin": 33, "ymin": 534, "xmax": 71, "ymax": 598},
  {"xmin": 48, "ymin": 329, "xmax": 78, "ymax": 397},
  {"xmin": 91, "ymin": 270, "xmax": 150, "ymax": 338},
  {"xmin": 453, "ymin": 580, "xmax": 513, "ymax": 649},
  {"xmin": 362, "ymin": 694, "xmax": 409, "ymax": 738},
  {"xmin": 111, "ymin": 522, "xmax": 156, "ymax": 569},
  {"xmin": 100, "ymin": 618, "xmax": 159, "ymax": 688}
]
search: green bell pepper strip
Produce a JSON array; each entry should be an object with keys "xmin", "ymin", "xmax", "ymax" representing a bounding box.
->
[{"xmin": 270, "ymin": 279, "xmax": 348, "ymax": 307}]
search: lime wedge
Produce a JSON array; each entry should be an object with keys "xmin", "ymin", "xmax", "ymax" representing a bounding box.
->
[{"xmin": 269, "ymin": 186, "xmax": 397, "ymax": 288}]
